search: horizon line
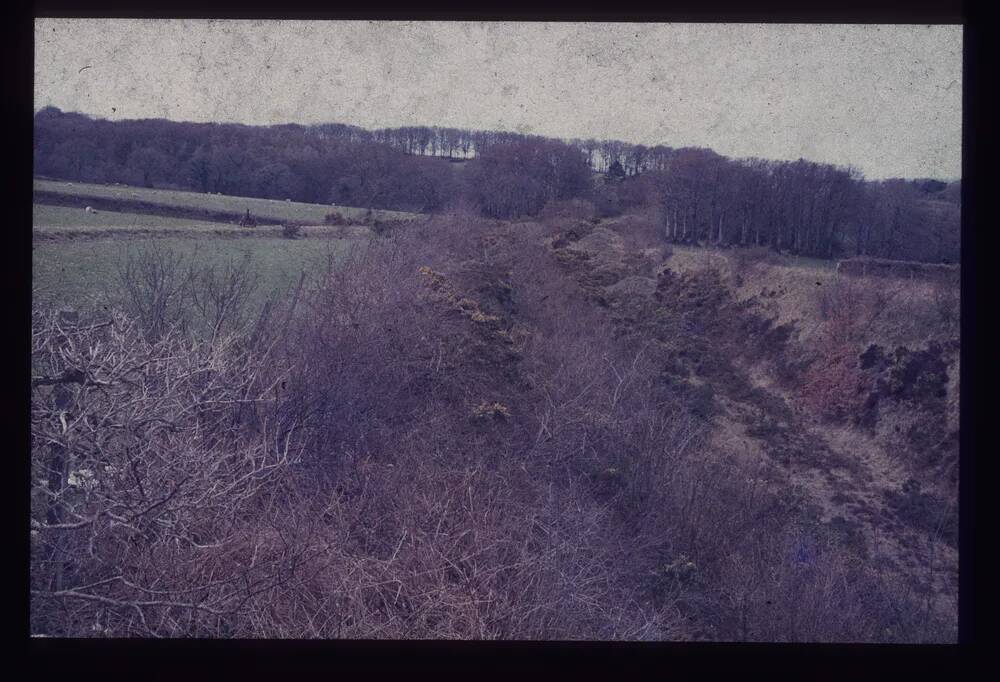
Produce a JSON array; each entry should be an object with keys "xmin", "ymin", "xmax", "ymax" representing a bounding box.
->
[{"xmin": 34, "ymin": 105, "xmax": 962, "ymax": 184}]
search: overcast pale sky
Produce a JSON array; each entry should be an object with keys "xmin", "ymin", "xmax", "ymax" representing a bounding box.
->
[{"xmin": 34, "ymin": 20, "xmax": 962, "ymax": 180}]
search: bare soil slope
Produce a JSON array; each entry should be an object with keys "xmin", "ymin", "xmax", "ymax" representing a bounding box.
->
[{"xmin": 547, "ymin": 217, "xmax": 960, "ymax": 632}]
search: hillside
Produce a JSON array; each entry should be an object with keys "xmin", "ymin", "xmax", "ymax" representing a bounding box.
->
[
  {"xmin": 549, "ymin": 214, "xmax": 959, "ymax": 625},
  {"xmin": 30, "ymin": 201, "xmax": 959, "ymax": 640},
  {"xmin": 33, "ymin": 178, "xmax": 416, "ymax": 228}
]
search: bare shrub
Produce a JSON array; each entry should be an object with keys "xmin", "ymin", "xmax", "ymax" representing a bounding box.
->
[
  {"xmin": 716, "ymin": 524, "xmax": 954, "ymax": 642},
  {"xmin": 114, "ymin": 245, "xmax": 271, "ymax": 343},
  {"xmin": 799, "ymin": 278, "xmax": 877, "ymax": 421},
  {"xmin": 189, "ymin": 253, "xmax": 261, "ymax": 340},
  {"xmin": 815, "ymin": 275, "xmax": 866, "ymax": 323},
  {"xmin": 238, "ymin": 209, "xmax": 257, "ymax": 227},
  {"xmin": 370, "ymin": 217, "xmax": 416, "ymax": 238},
  {"xmin": 282, "ymin": 222, "xmax": 303, "ymax": 239},
  {"xmin": 931, "ymin": 283, "xmax": 960, "ymax": 339},
  {"xmin": 114, "ymin": 242, "xmax": 195, "ymax": 340},
  {"xmin": 323, "ymin": 211, "xmax": 347, "ymax": 226},
  {"xmin": 276, "ymin": 235, "xmax": 454, "ymax": 458},
  {"xmin": 30, "ymin": 307, "xmax": 310, "ymax": 637},
  {"xmin": 441, "ymin": 195, "xmax": 482, "ymax": 221}
]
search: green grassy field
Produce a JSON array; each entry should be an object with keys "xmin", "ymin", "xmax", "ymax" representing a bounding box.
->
[
  {"xmin": 32, "ymin": 236, "xmax": 362, "ymax": 312},
  {"xmin": 32, "ymin": 180, "xmax": 383, "ymax": 315},
  {"xmin": 34, "ymin": 178, "xmax": 416, "ymax": 223},
  {"xmin": 33, "ymin": 204, "xmax": 271, "ymax": 231}
]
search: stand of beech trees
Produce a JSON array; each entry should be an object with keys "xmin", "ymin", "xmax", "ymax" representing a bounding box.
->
[{"xmin": 34, "ymin": 107, "xmax": 959, "ymax": 262}]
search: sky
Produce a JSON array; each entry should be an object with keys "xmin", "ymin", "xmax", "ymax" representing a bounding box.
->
[{"xmin": 34, "ymin": 20, "xmax": 963, "ymax": 180}]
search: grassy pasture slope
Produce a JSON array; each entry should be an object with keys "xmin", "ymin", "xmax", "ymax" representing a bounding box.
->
[
  {"xmin": 33, "ymin": 204, "xmax": 374, "ymax": 241},
  {"xmin": 34, "ymin": 178, "xmax": 417, "ymax": 224},
  {"xmin": 33, "ymin": 204, "xmax": 255, "ymax": 231},
  {"xmin": 32, "ymin": 179, "xmax": 383, "ymax": 310},
  {"xmin": 32, "ymin": 236, "xmax": 360, "ymax": 311}
]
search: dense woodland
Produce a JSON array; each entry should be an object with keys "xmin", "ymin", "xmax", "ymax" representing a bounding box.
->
[{"xmin": 34, "ymin": 107, "xmax": 960, "ymax": 262}]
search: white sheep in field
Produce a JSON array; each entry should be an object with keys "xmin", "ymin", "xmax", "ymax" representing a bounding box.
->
[{"xmin": 85, "ymin": 206, "xmax": 98, "ymax": 214}]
